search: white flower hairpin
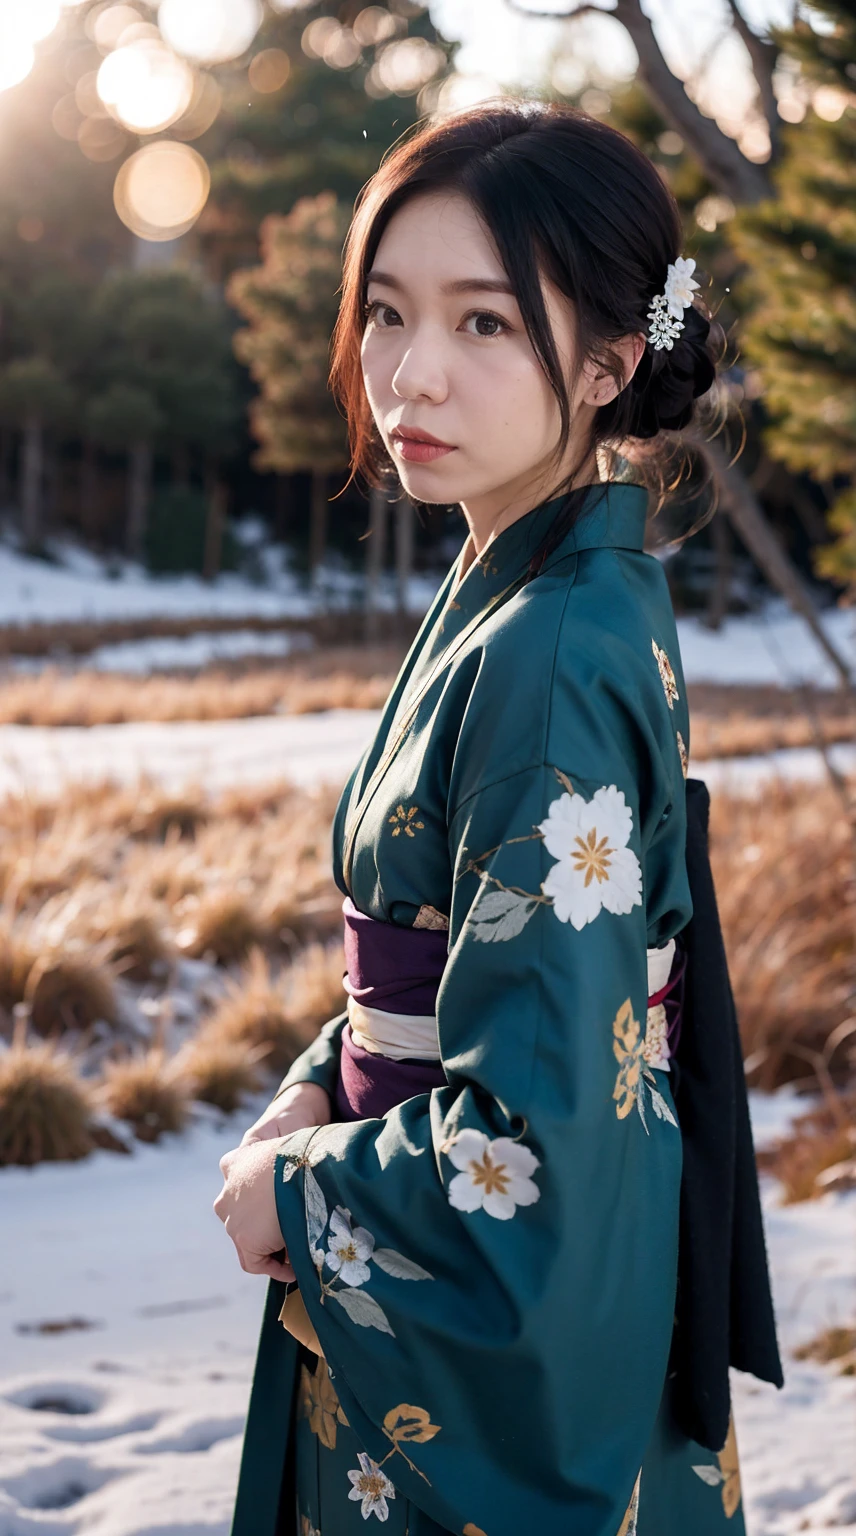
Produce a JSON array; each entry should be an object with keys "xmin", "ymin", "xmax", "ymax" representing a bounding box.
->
[{"xmin": 646, "ymin": 255, "xmax": 700, "ymax": 351}]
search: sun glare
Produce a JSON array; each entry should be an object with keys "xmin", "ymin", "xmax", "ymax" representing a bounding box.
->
[
  {"xmin": 158, "ymin": 0, "xmax": 264, "ymax": 65},
  {"xmin": 97, "ymin": 39, "xmax": 194, "ymax": 133},
  {"xmin": 113, "ymin": 139, "xmax": 211, "ymax": 240}
]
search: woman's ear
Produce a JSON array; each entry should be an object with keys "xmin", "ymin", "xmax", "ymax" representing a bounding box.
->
[{"xmin": 582, "ymin": 332, "xmax": 647, "ymax": 407}]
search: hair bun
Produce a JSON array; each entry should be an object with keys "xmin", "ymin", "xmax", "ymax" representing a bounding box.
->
[{"xmin": 628, "ymin": 305, "xmax": 716, "ymax": 438}]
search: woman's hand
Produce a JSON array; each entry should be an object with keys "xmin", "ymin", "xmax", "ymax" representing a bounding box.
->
[
  {"xmin": 239, "ymin": 1081, "xmax": 332, "ymax": 1146},
  {"xmin": 214, "ymin": 1137, "xmax": 296, "ymax": 1283},
  {"xmin": 214, "ymin": 1083, "xmax": 332, "ymax": 1283}
]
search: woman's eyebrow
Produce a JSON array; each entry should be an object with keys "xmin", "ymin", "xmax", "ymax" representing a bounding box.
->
[{"xmin": 365, "ymin": 269, "xmax": 515, "ymax": 297}]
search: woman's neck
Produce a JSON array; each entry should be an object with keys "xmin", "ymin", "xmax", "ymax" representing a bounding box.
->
[{"xmin": 459, "ymin": 451, "xmax": 600, "ymax": 558}]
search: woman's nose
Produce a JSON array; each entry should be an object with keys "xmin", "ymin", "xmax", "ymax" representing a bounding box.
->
[{"xmin": 390, "ymin": 339, "xmax": 448, "ymax": 403}]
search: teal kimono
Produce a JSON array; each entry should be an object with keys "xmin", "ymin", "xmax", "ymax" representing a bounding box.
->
[{"xmin": 229, "ymin": 482, "xmax": 746, "ymax": 1536}]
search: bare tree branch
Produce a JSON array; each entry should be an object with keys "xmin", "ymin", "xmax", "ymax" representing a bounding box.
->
[
  {"xmin": 723, "ymin": 0, "xmax": 782, "ymax": 161},
  {"xmin": 685, "ymin": 430, "xmax": 855, "ymax": 695},
  {"xmin": 505, "ymin": 0, "xmax": 773, "ymax": 202}
]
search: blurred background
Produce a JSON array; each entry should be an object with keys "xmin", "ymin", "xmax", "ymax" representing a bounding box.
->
[{"xmin": 0, "ymin": 3, "xmax": 854, "ymax": 1533}]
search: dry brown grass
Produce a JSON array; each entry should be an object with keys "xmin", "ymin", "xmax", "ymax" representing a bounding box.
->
[
  {"xmin": 176, "ymin": 889, "xmax": 269, "ymax": 964},
  {"xmin": 793, "ymin": 1325, "xmax": 856, "ymax": 1374},
  {"xmin": 0, "ymin": 1036, "xmax": 95, "ymax": 1165},
  {"xmin": 26, "ymin": 954, "xmax": 119, "ymax": 1040},
  {"xmin": 0, "ymin": 923, "xmax": 39, "ymax": 1016},
  {"xmin": 0, "ymin": 773, "xmax": 341, "ymax": 965},
  {"xmin": 0, "ymin": 611, "xmax": 418, "ymax": 660},
  {"xmin": 286, "ymin": 938, "xmax": 348, "ymax": 1043},
  {"xmin": 201, "ymin": 943, "xmax": 344, "ymax": 1076},
  {"xmin": 173, "ymin": 1030, "xmax": 267, "ymax": 1114},
  {"xmin": 756, "ymin": 1087, "xmax": 856, "ymax": 1202},
  {"xmin": 0, "ymin": 644, "xmax": 405, "ymax": 726},
  {"xmin": 98, "ymin": 1048, "xmax": 191, "ymax": 1142},
  {"xmin": 712, "ymin": 778, "xmax": 855, "ymax": 1092}
]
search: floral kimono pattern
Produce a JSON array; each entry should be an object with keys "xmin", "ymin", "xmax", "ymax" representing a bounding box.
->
[{"xmin": 228, "ymin": 483, "xmax": 746, "ymax": 1536}]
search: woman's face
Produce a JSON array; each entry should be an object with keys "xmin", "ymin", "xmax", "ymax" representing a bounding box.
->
[{"xmin": 360, "ymin": 190, "xmax": 624, "ymax": 529}]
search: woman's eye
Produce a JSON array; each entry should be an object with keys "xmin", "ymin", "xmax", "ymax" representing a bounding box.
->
[
  {"xmin": 461, "ymin": 310, "xmax": 509, "ymax": 338},
  {"xmin": 363, "ymin": 299, "xmax": 401, "ymax": 328}
]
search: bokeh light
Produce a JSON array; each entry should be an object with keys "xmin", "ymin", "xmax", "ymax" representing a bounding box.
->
[
  {"xmin": 352, "ymin": 8, "xmax": 404, "ymax": 46},
  {"xmin": 169, "ymin": 69, "xmax": 223, "ymax": 140},
  {"xmin": 23, "ymin": 0, "xmax": 62, "ymax": 44},
  {"xmin": 364, "ymin": 35, "xmax": 445, "ymax": 98},
  {"xmin": 79, "ymin": 114, "xmax": 129, "ymax": 160},
  {"xmin": 248, "ymin": 49, "xmax": 292, "ymax": 94},
  {"xmin": 113, "ymin": 139, "xmax": 210, "ymax": 240},
  {"xmin": 92, "ymin": 5, "xmax": 145, "ymax": 51},
  {"xmin": 0, "ymin": 33, "xmax": 35, "ymax": 94},
  {"xmin": 432, "ymin": 73, "xmax": 503, "ymax": 117},
  {"xmin": 97, "ymin": 38, "xmax": 194, "ymax": 133},
  {"xmin": 158, "ymin": 0, "xmax": 263, "ymax": 65},
  {"xmin": 51, "ymin": 92, "xmax": 83, "ymax": 140},
  {"xmin": 374, "ymin": 36, "xmax": 445, "ymax": 93}
]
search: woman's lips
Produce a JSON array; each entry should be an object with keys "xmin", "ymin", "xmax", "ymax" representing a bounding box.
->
[{"xmin": 391, "ymin": 433, "xmax": 456, "ymax": 464}]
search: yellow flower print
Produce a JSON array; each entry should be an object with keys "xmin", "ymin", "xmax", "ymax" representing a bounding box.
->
[
  {"xmin": 652, "ymin": 637, "xmax": 679, "ymax": 709},
  {"xmin": 676, "ymin": 729, "xmax": 688, "ymax": 778},
  {"xmin": 382, "ymin": 1403, "xmax": 441, "ymax": 1481},
  {"xmin": 299, "ymin": 1361, "xmax": 349, "ymax": 1450},
  {"xmin": 612, "ymin": 997, "xmax": 678, "ymax": 1133},
  {"xmin": 464, "ymin": 1526, "xmax": 489, "ymax": 1536},
  {"xmin": 612, "ymin": 999, "xmax": 644, "ymax": 1119},
  {"xmin": 388, "ymin": 803, "xmax": 425, "ymax": 837},
  {"xmin": 300, "ymin": 1517, "xmax": 320, "ymax": 1536}
]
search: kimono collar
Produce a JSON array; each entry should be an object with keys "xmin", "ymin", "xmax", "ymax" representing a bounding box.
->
[
  {"xmin": 451, "ymin": 480, "xmax": 648, "ymax": 594},
  {"xmin": 425, "ymin": 482, "xmax": 647, "ymax": 657}
]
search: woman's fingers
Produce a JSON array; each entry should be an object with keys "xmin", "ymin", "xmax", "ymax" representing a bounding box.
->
[{"xmin": 234, "ymin": 1239, "xmax": 296, "ymax": 1284}]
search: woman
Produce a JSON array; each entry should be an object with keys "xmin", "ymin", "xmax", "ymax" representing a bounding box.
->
[{"xmin": 215, "ymin": 103, "xmax": 782, "ymax": 1535}]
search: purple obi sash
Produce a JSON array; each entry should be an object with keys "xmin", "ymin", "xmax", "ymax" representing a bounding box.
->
[
  {"xmin": 337, "ymin": 896, "xmax": 448, "ymax": 1122},
  {"xmin": 335, "ymin": 895, "xmax": 687, "ymax": 1122}
]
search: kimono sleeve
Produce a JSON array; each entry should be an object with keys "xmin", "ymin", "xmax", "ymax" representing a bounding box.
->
[
  {"xmin": 273, "ymin": 1009, "xmax": 347, "ymax": 1102},
  {"xmin": 273, "ymin": 714, "xmax": 687, "ymax": 1536}
]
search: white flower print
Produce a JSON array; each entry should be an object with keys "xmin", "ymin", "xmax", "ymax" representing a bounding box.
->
[
  {"xmin": 643, "ymin": 1003, "xmax": 670, "ymax": 1072},
  {"xmin": 664, "ymin": 256, "xmax": 700, "ymax": 318},
  {"xmin": 445, "ymin": 1129, "xmax": 541, "ymax": 1220},
  {"xmin": 538, "ymin": 784, "xmax": 643, "ymax": 931},
  {"xmin": 325, "ymin": 1206, "xmax": 375, "ymax": 1287},
  {"xmin": 347, "ymin": 1452, "xmax": 396, "ymax": 1521}
]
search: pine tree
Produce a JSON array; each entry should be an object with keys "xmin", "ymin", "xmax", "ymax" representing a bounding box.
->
[
  {"xmin": 198, "ymin": 1, "xmax": 455, "ymax": 282},
  {"xmin": 729, "ymin": 2, "xmax": 856, "ymax": 597},
  {"xmin": 227, "ymin": 191, "xmax": 352, "ymax": 582}
]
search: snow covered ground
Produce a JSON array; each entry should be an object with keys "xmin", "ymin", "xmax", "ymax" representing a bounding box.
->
[
  {"xmin": 675, "ymin": 597, "xmax": 854, "ymax": 690},
  {"xmin": 9, "ymin": 629, "xmax": 311, "ymax": 676},
  {"xmin": 0, "ymin": 1084, "xmax": 851, "ymax": 1536},
  {"xmin": 0, "ymin": 708, "xmax": 853, "ymax": 802},
  {"xmin": 0, "ymin": 538, "xmax": 441, "ymax": 632}
]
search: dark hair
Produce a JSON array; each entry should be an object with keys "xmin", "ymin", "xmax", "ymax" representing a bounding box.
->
[{"xmin": 330, "ymin": 100, "xmax": 726, "ymax": 577}]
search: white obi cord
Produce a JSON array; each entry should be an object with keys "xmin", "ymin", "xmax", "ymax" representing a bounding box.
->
[
  {"xmin": 347, "ymin": 996, "xmax": 442, "ymax": 1061},
  {"xmin": 348, "ymin": 938, "xmax": 677, "ymax": 1069}
]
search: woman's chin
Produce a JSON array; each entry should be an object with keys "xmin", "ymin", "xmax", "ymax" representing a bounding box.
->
[{"xmin": 396, "ymin": 458, "xmax": 472, "ymax": 506}]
